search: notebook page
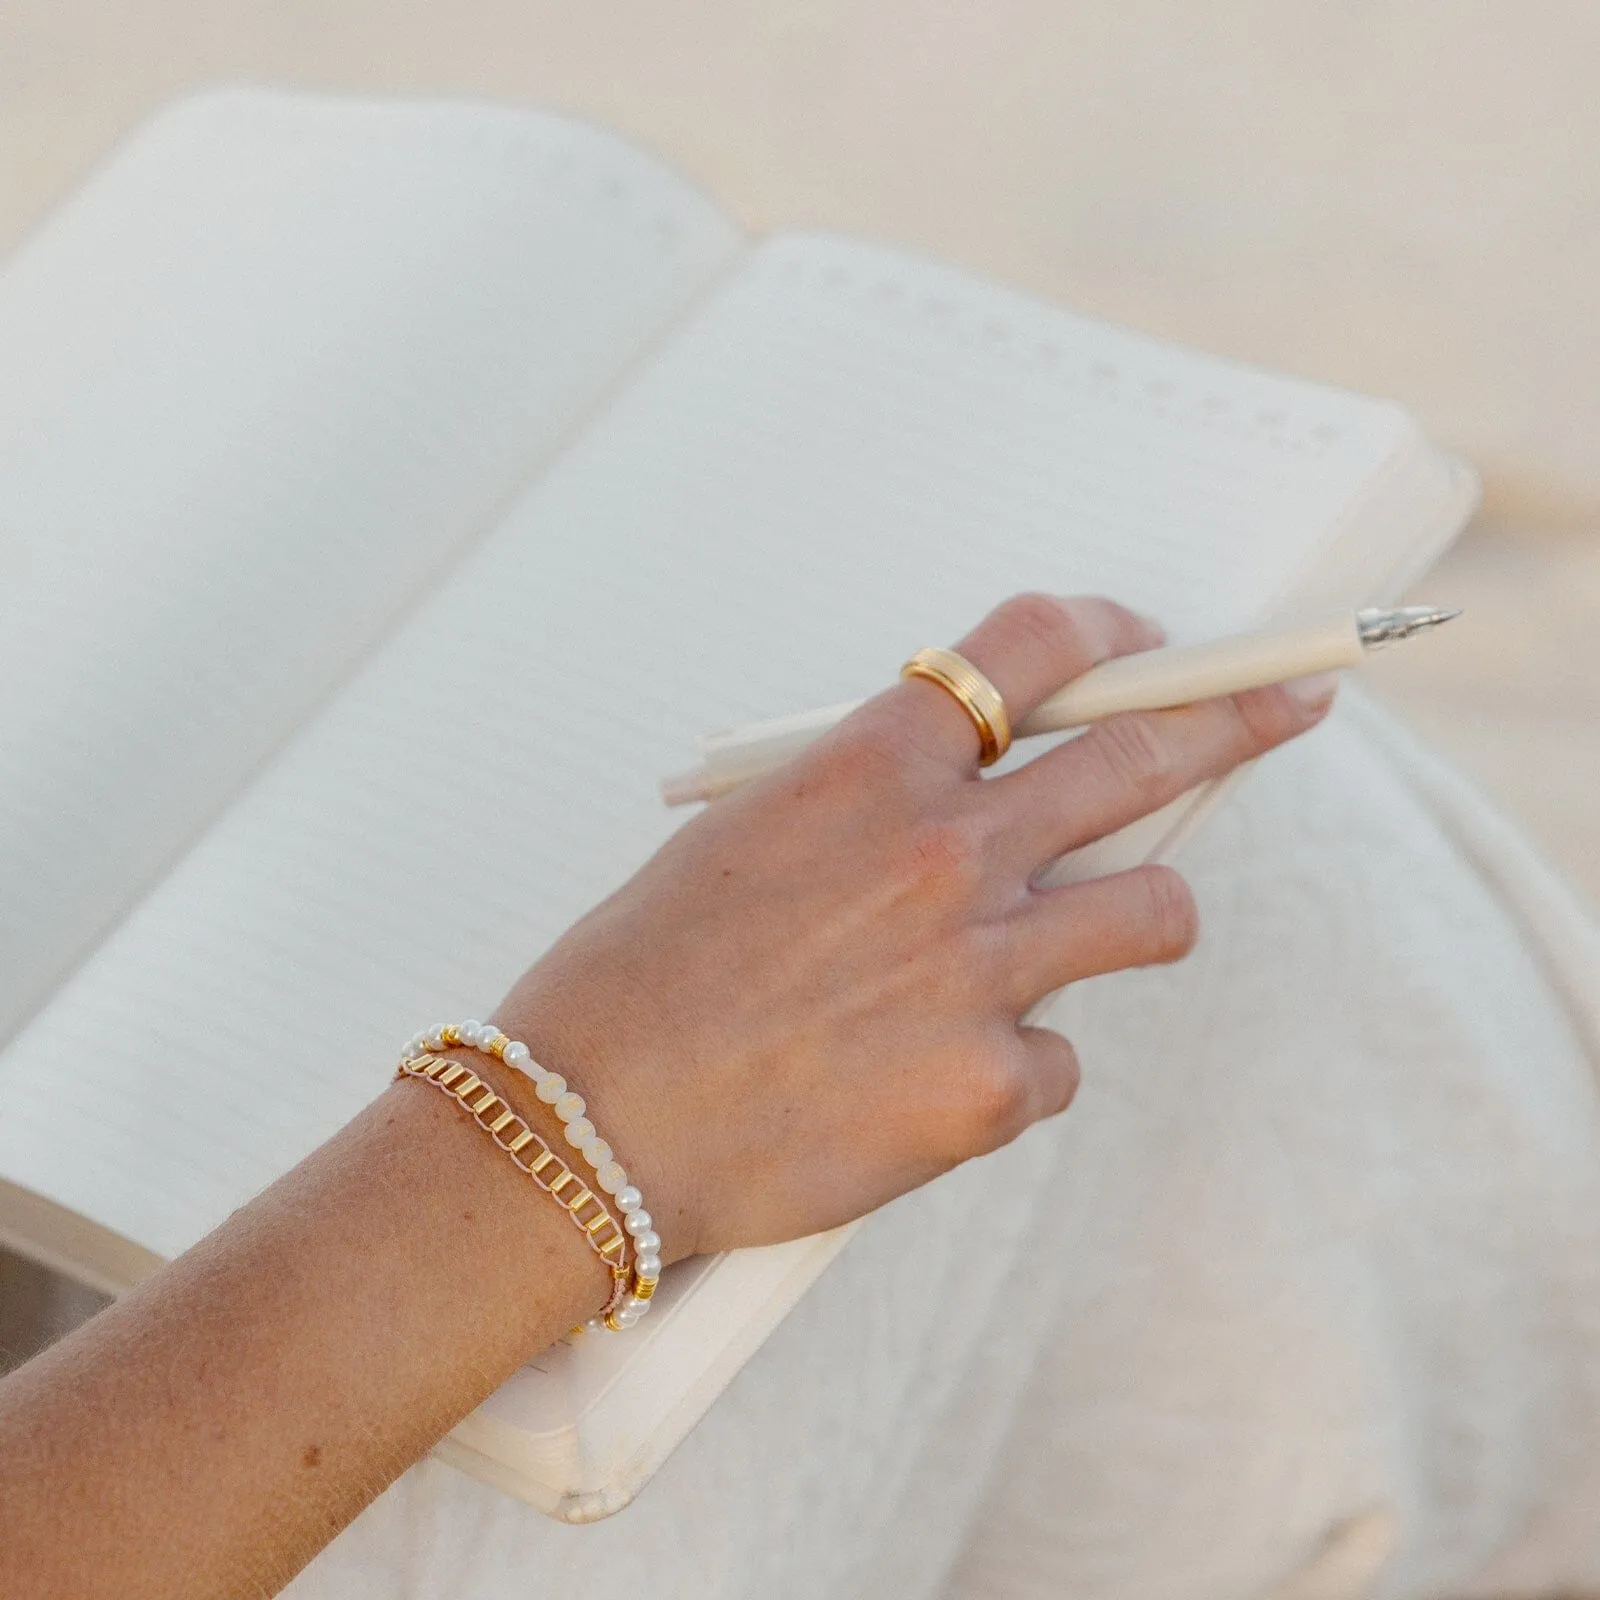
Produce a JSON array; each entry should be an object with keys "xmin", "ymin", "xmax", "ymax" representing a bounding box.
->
[
  {"xmin": 0, "ymin": 87, "xmax": 741, "ymax": 1041},
  {"xmin": 0, "ymin": 233, "xmax": 1430, "ymax": 1262}
]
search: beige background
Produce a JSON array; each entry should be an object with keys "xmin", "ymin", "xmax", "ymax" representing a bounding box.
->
[{"xmin": 0, "ymin": 2, "xmax": 1595, "ymax": 883}]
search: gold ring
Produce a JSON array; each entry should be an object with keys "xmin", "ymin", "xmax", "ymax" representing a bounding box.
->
[{"xmin": 900, "ymin": 646, "xmax": 1012, "ymax": 765}]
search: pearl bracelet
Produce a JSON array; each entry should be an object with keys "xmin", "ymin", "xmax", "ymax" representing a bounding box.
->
[{"xmin": 400, "ymin": 1021, "xmax": 661, "ymax": 1332}]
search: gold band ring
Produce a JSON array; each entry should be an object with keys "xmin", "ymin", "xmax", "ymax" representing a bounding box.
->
[{"xmin": 900, "ymin": 646, "xmax": 1012, "ymax": 766}]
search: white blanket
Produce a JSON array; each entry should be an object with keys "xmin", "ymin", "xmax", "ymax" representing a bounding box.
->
[{"xmin": 287, "ymin": 691, "xmax": 1600, "ymax": 1600}]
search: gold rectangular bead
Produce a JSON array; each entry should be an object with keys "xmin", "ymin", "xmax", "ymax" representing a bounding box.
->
[
  {"xmin": 632, "ymin": 1278, "xmax": 657, "ymax": 1301},
  {"xmin": 403, "ymin": 1059, "xmax": 639, "ymax": 1288}
]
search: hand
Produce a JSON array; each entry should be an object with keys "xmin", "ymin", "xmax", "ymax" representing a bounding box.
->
[{"xmin": 494, "ymin": 593, "xmax": 1335, "ymax": 1262}]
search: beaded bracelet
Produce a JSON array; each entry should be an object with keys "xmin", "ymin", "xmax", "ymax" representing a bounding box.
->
[{"xmin": 399, "ymin": 1020, "xmax": 661, "ymax": 1332}]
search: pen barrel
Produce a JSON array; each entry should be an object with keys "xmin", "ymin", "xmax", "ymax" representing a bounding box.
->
[
  {"xmin": 692, "ymin": 697, "xmax": 867, "ymax": 789},
  {"xmin": 665, "ymin": 612, "xmax": 1365, "ymax": 806},
  {"xmin": 1016, "ymin": 612, "xmax": 1363, "ymax": 736}
]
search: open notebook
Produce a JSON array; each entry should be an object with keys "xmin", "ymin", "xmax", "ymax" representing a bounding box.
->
[{"xmin": 0, "ymin": 87, "xmax": 1476, "ymax": 1521}]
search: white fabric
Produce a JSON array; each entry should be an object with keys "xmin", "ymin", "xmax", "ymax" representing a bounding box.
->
[{"xmin": 286, "ymin": 691, "xmax": 1600, "ymax": 1600}]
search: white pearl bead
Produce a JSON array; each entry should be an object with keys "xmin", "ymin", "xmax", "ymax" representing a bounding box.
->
[
  {"xmin": 617, "ymin": 1308, "xmax": 641, "ymax": 1327},
  {"xmin": 583, "ymin": 1318, "xmax": 606, "ymax": 1333},
  {"xmin": 624, "ymin": 1210, "xmax": 653, "ymax": 1236},
  {"xmin": 597, "ymin": 1162, "xmax": 627, "ymax": 1194},
  {"xmin": 581, "ymin": 1137, "xmax": 612, "ymax": 1168},
  {"xmin": 535, "ymin": 1074, "xmax": 566, "ymax": 1104},
  {"xmin": 627, "ymin": 1296, "xmax": 651, "ymax": 1314},
  {"xmin": 634, "ymin": 1253, "xmax": 661, "ymax": 1278},
  {"xmin": 503, "ymin": 1041, "xmax": 530, "ymax": 1066},
  {"xmin": 425, "ymin": 1029, "xmax": 445, "ymax": 1050},
  {"xmin": 615, "ymin": 1187, "xmax": 642, "ymax": 1212},
  {"xmin": 634, "ymin": 1230, "xmax": 661, "ymax": 1256},
  {"xmin": 460, "ymin": 1018, "xmax": 483, "ymax": 1040},
  {"xmin": 554, "ymin": 1092, "xmax": 585, "ymax": 1123},
  {"xmin": 563, "ymin": 1117, "xmax": 595, "ymax": 1147}
]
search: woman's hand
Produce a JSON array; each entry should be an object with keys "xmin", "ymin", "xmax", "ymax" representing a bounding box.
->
[{"xmin": 496, "ymin": 593, "xmax": 1336, "ymax": 1261}]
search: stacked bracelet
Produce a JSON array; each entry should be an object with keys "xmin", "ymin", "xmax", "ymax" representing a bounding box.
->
[
  {"xmin": 396, "ymin": 1050, "xmax": 633, "ymax": 1326},
  {"xmin": 398, "ymin": 1020, "xmax": 661, "ymax": 1332}
]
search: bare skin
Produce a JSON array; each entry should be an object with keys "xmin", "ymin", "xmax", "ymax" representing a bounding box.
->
[{"xmin": 0, "ymin": 594, "xmax": 1335, "ymax": 1599}]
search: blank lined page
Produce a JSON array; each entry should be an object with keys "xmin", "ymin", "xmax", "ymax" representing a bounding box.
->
[
  {"xmin": 0, "ymin": 88, "xmax": 741, "ymax": 1042},
  {"xmin": 0, "ymin": 233, "xmax": 1440, "ymax": 1258}
]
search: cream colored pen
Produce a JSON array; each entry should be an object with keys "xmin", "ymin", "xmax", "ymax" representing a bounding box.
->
[{"xmin": 662, "ymin": 605, "xmax": 1459, "ymax": 807}]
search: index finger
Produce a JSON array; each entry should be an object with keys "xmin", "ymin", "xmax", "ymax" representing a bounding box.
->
[{"xmin": 991, "ymin": 675, "xmax": 1338, "ymax": 870}]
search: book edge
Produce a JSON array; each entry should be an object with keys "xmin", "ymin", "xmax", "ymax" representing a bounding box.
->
[{"xmin": 0, "ymin": 1178, "xmax": 163, "ymax": 1299}]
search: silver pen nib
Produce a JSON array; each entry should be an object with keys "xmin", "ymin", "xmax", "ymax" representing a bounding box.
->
[{"xmin": 1356, "ymin": 604, "xmax": 1462, "ymax": 651}]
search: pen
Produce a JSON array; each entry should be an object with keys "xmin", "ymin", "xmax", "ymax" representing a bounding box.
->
[{"xmin": 661, "ymin": 605, "xmax": 1460, "ymax": 807}]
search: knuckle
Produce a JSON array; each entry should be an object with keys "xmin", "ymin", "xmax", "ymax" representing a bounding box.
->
[
  {"xmin": 1091, "ymin": 713, "xmax": 1178, "ymax": 803},
  {"xmin": 903, "ymin": 814, "xmax": 987, "ymax": 898},
  {"xmin": 813, "ymin": 722, "xmax": 910, "ymax": 795},
  {"xmin": 962, "ymin": 1047, "xmax": 1031, "ymax": 1143},
  {"xmin": 985, "ymin": 591, "xmax": 1095, "ymax": 673},
  {"xmin": 989, "ymin": 590, "xmax": 1134, "ymax": 661},
  {"xmin": 1229, "ymin": 684, "xmax": 1303, "ymax": 751},
  {"xmin": 952, "ymin": 919, "xmax": 1013, "ymax": 999},
  {"xmin": 993, "ymin": 590, "xmax": 1076, "ymax": 653},
  {"xmin": 1137, "ymin": 865, "xmax": 1200, "ymax": 961}
]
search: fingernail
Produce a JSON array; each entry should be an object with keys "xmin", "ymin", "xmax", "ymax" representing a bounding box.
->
[
  {"xmin": 1135, "ymin": 612, "xmax": 1167, "ymax": 646},
  {"xmin": 1285, "ymin": 670, "xmax": 1340, "ymax": 712}
]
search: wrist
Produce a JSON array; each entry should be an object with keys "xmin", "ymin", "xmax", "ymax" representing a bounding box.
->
[
  {"xmin": 486, "ymin": 985, "xmax": 704, "ymax": 1268},
  {"xmin": 381, "ymin": 1076, "xmax": 613, "ymax": 1336}
]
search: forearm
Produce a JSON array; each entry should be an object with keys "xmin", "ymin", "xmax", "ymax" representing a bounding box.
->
[{"xmin": 0, "ymin": 1076, "xmax": 604, "ymax": 1600}]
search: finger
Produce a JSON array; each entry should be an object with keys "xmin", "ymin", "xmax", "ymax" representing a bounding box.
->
[
  {"xmin": 958, "ymin": 1025, "xmax": 1083, "ymax": 1159},
  {"xmin": 989, "ymin": 676, "xmax": 1336, "ymax": 870},
  {"xmin": 1015, "ymin": 1025, "xmax": 1083, "ymax": 1124},
  {"xmin": 1001, "ymin": 862, "xmax": 1200, "ymax": 1011},
  {"xmin": 860, "ymin": 593, "xmax": 1164, "ymax": 772}
]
